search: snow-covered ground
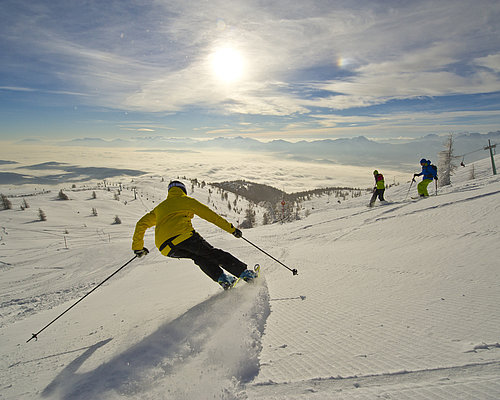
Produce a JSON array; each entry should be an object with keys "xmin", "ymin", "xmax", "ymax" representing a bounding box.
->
[{"xmin": 1, "ymin": 156, "xmax": 499, "ymax": 399}]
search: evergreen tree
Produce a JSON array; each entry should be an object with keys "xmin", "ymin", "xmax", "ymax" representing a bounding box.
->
[
  {"xmin": 1, "ymin": 194, "xmax": 12, "ymax": 210},
  {"xmin": 262, "ymin": 212, "xmax": 270, "ymax": 225},
  {"xmin": 58, "ymin": 189, "xmax": 69, "ymax": 200},
  {"xmin": 241, "ymin": 203, "xmax": 256, "ymax": 228},
  {"xmin": 38, "ymin": 208, "xmax": 47, "ymax": 221}
]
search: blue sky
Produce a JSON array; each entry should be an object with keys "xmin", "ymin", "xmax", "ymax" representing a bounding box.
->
[{"xmin": 1, "ymin": 0, "xmax": 500, "ymax": 141}]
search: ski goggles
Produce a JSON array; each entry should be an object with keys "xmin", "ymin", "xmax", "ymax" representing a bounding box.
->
[{"xmin": 168, "ymin": 181, "xmax": 187, "ymax": 194}]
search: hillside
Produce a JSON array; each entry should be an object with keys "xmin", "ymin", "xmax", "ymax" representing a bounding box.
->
[{"xmin": 1, "ymin": 155, "xmax": 499, "ymax": 399}]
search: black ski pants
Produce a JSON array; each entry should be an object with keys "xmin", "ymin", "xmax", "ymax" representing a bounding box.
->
[
  {"xmin": 370, "ymin": 188, "xmax": 385, "ymax": 205},
  {"xmin": 167, "ymin": 231, "xmax": 247, "ymax": 281}
]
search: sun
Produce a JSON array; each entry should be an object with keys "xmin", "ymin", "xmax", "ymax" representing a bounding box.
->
[{"xmin": 211, "ymin": 47, "xmax": 245, "ymax": 83}]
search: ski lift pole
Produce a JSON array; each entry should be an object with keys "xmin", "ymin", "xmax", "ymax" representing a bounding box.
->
[
  {"xmin": 241, "ymin": 237, "xmax": 298, "ymax": 275},
  {"xmin": 485, "ymin": 139, "xmax": 497, "ymax": 175},
  {"xmin": 27, "ymin": 255, "xmax": 138, "ymax": 343}
]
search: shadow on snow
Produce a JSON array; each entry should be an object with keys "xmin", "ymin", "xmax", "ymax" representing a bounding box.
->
[{"xmin": 43, "ymin": 282, "xmax": 270, "ymax": 399}]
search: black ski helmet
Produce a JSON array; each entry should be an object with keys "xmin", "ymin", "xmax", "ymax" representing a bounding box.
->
[{"xmin": 168, "ymin": 180, "xmax": 187, "ymax": 194}]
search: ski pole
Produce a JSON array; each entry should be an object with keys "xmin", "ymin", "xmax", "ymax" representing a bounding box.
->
[
  {"xmin": 404, "ymin": 177, "xmax": 415, "ymax": 200},
  {"xmin": 242, "ymin": 237, "xmax": 298, "ymax": 275},
  {"xmin": 27, "ymin": 255, "xmax": 138, "ymax": 343}
]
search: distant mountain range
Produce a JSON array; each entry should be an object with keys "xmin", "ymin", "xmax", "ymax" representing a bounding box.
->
[{"xmin": 57, "ymin": 131, "xmax": 500, "ymax": 169}]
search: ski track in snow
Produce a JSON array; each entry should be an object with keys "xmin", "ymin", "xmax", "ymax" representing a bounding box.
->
[
  {"xmin": 246, "ymin": 361, "xmax": 500, "ymax": 399},
  {"xmin": 242, "ymin": 165, "xmax": 500, "ymax": 399},
  {"xmin": 367, "ymin": 188, "xmax": 500, "ymax": 225}
]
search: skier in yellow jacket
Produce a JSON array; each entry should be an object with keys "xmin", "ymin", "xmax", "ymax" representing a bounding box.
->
[{"xmin": 132, "ymin": 180, "xmax": 257, "ymax": 289}]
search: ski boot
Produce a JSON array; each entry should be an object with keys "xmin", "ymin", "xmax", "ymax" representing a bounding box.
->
[
  {"xmin": 239, "ymin": 268, "xmax": 258, "ymax": 283},
  {"xmin": 218, "ymin": 272, "xmax": 236, "ymax": 290}
]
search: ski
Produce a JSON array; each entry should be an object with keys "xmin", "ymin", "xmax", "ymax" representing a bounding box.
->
[{"xmin": 368, "ymin": 201, "xmax": 391, "ymax": 208}]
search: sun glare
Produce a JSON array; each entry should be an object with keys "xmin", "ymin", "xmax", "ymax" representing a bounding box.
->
[{"xmin": 211, "ymin": 47, "xmax": 245, "ymax": 83}]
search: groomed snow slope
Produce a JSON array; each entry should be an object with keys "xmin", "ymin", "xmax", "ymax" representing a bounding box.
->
[{"xmin": 1, "ymin": 156, "xmax": 499, "ymax": 400}]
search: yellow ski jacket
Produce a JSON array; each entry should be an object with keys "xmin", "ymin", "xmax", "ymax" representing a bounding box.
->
[{"xmin": 132, "ymin": 187, "xmax": 236, "ymax": 254}]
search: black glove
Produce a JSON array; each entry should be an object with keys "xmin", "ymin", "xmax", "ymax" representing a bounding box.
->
[
  {"xmin": 413, "ymin": 173, "xmax": 418, "ymax": 178},
  {"xmin": 435, "ymin": 176, "xmax": 438, "ymax": 180},
  {"xmin": 232, "ymin": 228, "xmax": 243, "ymax": 238},
  {"xmin": 134, "ymin": 247, "xmax": 149, "ymax": 258}
]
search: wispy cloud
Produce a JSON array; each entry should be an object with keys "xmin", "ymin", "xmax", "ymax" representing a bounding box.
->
[
  {"xmin": 1, "ymin": 0, "xmax": 500, "ymax": 139},
  {"xmin": 0, "ymin": 86, "xmax": 36, "ymax": 92},
  {"xmin": 0, "ymin": 86, "xmax": 91, "ymax": 97}
]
